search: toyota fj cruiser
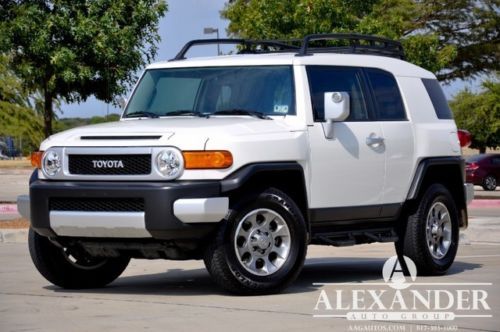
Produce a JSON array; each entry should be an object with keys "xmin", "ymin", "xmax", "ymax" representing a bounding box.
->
[{"xmin": 18, "ymin": 34, "xmax": 474, "ymax": 294}]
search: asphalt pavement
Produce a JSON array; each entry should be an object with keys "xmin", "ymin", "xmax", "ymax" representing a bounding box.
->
[
  {"xmin": 1, "ymin": 242, "xmax": 499, "ymax": 331},
  {"xmin": 1, "ymin": 167, "xmax": 499, "ymax": 331}
]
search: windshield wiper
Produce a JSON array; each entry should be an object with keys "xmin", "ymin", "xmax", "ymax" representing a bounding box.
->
[
  {"xmin": 124, "ymin": 111, "xmax": 159, "ymax": 119},
  {"xmin": 213, "ymin": 109, "xmax": 272, "ymax": 120},
  {"xmin": 164, "ymin": 110, "xmax": 207, "ymax": 117}
]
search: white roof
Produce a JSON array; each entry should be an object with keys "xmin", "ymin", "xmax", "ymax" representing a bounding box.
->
[{"xmin": 148, "ymin": 52, "xmax": 435, "ymax": 79}]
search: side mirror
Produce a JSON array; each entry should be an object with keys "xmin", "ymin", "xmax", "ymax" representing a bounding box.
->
[
  {"xmin": 322, "ymin": 92, "xmax": 350, "ymax": 139},
  {"xmin": 324, "ymin": 92, "xmax": 350, "ymax": 122}
]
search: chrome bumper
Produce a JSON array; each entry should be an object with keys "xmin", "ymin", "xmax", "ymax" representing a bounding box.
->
[{"xmin": 465, "ymin": 183, "xmax": 474, "ymax": 205}]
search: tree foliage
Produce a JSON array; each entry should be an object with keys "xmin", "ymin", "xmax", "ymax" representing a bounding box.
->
[
  {"xmin": 0, "ymin": 54, "xmax": 44, "ymax": 153},
  {"xmin": 0, "ymin": 0, "xmax": 167, "ymax": 137},
  {"xmin": 450, "ymin": 80, "xmax": 500, "ymax": 153},
  {"xmin": 222, "ymin": 0, "xmax": 499, "ymax": 81}
]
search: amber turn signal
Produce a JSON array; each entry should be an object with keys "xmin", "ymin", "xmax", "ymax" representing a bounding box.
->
[
  {"xmin": 183, "ymin": 151, "xmax": 233, "ymax": 169},
  {"xmin": 31, "ymin": 151, "xmax": 44, "ymax": 169}
]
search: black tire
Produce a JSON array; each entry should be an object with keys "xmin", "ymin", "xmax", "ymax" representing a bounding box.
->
[
  {"xmin": 395, "ymin": 184, "xmax": 459, "ymax": 276},
  {"xmin": 28, "ymin": 228, "xmax": 130, "ymax": 289},
  {"xmin": 482, "ymin": 175, "xmax": 497, "ymax": 191},
  {"xmin": 204, "ymin": 188, "xmax": 308, "ymax": 295}
]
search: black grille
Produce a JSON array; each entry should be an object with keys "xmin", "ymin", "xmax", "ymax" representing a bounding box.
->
[
  {"xmin": 68, "ymin": 154, "xmax": 151, "ymax": 175},
  {"xmin": 50, "ymin": 198, "xmax": 144, "ymax": 212}
]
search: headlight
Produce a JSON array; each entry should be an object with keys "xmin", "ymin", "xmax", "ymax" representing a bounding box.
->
[
  {"xmin": 156, "ymin": 148, "xmax": 184, "ymax": 179},
  {"xmin": 42, "ymin": 150, "xmax": 61, "ymax": 176}
]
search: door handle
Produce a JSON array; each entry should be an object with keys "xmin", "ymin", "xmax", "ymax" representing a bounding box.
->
[{"xmin": 366, "ymin": 135, "xmax": 385, "ymax": 146}]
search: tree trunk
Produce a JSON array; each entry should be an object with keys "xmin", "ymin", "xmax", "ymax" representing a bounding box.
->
[
  {"xmin": 479, "ymin": 146, "xmax": 486, "ymax": 154},
  {"xmin": 43, "ymin": 91, "xmax": 53, "ymax": 138}
]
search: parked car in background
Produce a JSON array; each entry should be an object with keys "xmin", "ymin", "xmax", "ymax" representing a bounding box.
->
[{"xmin": 466, "ymin": 154, "xmax": 500, "ymax": 191}]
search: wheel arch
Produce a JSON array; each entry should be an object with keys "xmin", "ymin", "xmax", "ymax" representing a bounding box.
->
[
  {"xmin": 405, "ymin": 157, "xmax": 467, "ymax": 228},
  {"xmin": 220, "ymin": 162, "xmax": 309, "ymax": 233}
]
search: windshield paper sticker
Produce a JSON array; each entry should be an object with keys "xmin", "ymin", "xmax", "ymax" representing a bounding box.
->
[{"xmin": 274, "ymin": 105, "xmax": 289, "ymax": 114}]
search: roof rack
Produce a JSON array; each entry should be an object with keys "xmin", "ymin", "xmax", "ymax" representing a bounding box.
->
[
  {"xmin": 173, "ymin": 33, "xmax": 405, "ymax": 61},
  {"xmin": 173, "ymin": 38, "xmax": 299, "ymax": 60},
  {"xmin": 298, "ymin": 33, "xmax": 405, "ymax": 59}
]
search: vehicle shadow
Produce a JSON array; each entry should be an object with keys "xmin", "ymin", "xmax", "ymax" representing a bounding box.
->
[{"xmin": 47, "ymin": 257, "xmax": 482, "ymax": 297}]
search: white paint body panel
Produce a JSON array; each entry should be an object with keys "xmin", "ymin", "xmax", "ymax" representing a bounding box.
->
[
  {"xmin": 38, "ymin": 52, "xmax": 461, "ymax": 211},
  {"xmin": 307, "ymin": 122, "xmax": 385, "ymax": 208}
]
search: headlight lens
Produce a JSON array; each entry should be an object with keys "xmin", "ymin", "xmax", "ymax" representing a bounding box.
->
[
  {"xmin": 42, "ymin": 150, "xmax": 61, "ymax": 176},
  {"xmin": 156, "ymin": 148, "xmax": 184, "ymax": 179}
]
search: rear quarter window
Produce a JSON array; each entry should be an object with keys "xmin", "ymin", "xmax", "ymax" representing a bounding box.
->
[
  {"xmin": 365, "ymin": 68, "xmax": 407, "ymax": 121},
  {"xmin": 422, "ymin": 79, "xmax": 453, "ymax": 119}
]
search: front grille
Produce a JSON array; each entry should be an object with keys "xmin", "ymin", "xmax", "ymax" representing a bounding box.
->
[
  {"xmin": 50, "ymin": 198, "xmax": 145, "ymax": 212},
  {"xmin": 68, "ymin": 154, "xmax": 151, "ymax": 175}
]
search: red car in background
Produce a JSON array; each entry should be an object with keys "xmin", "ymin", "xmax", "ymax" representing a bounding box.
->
[{"xmin": 466, "ymin": 154, "xmax": 500, "ymax": 191}]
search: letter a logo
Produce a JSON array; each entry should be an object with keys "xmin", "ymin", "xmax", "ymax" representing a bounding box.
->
[
  {"xmin": 389, "ymin": 260, "xmax": 406, "ymax": 284},
  {"xmin": 382, "ymin": 256, "xmax": 417, "ymax": 290}
]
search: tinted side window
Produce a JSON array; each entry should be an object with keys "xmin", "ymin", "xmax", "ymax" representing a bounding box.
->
[
  {"xmin": 366, "ymin": 69, "xmax": 406, "ymax": 120},
  {"xmin": 491, "ymin": 157, "xmax": 500, "ymax": 165},
  {"xmin": 306, "ymin": 66, "xmax": 369, "ymax": 121},
  {"xmin": 422, "ymin": 78, "xmax": 453, "ymax": 119}
]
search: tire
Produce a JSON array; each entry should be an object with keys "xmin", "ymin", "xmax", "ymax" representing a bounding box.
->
[
  {"xmin": 395, "ymin": 184, "xmax": 459, "ymax": 276},
  {"xmin": 28, "ymin": 228, "xmax": 130, "ymax": 289},
  {"xmin": 482, "ymin": 175, "xmax": 497, "ymax": 191},
  {"xmin": 204, "ymin": 188, "xmax": 308, "ymax": 295}
]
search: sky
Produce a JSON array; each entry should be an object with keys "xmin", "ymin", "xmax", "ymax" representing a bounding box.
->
[{"xmin": 60, "ymin": 0, "xmax": 481, "ymax": 118}]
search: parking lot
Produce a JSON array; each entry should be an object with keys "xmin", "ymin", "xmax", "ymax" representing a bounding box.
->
[
  {"xmin": 1, "ymin": 237, "xmax": 499, "ymax": 331},
  {"xmin": 0, "ymin": 168, "xmax": 499, "ymax": 331}
]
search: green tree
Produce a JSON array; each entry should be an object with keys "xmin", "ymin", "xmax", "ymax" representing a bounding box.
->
[
  {"xmin": 0, "ymin": 54, "xmax": 44, "ymax": 154},
  {"xmin": 450, "ymin": 80, "xmax": 500, "ymax": 153},
  {"xmin": 222, "ymin": 0, "xmax": 499, "ymax": 81},
  {"xmin": 0, "ymin": 0, "xmax": 167, "ymax": 137}
]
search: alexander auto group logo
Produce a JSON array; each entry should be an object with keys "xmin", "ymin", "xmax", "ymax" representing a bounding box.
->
[{"xmin": 313, "ymin": 255, "xmax": 492, "ymax": 322}]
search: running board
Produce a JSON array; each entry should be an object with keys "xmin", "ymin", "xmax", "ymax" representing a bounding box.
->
[{"xmin": 312, "ymin": 228, "xmax": 398, "ymax": 247}]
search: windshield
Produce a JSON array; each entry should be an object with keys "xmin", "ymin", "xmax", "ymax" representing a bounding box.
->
[{"xmin": 124, "ymin": 66, "xmax": 295, "ymax": 118}]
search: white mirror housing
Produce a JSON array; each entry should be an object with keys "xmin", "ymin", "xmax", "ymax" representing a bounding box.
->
[{"xmin": 324, "ymin": 91, "xmax": 350, "ymax": 122}]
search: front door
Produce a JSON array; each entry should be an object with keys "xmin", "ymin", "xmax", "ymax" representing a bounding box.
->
[{"xmin": 305, "ymin": 66, "xmax": 385, "ymax": 210}]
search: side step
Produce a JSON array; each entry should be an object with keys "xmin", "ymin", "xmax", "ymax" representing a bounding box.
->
[{"xmin": 312, "ymin": 228, "xmax": 398, "ymax": 247}]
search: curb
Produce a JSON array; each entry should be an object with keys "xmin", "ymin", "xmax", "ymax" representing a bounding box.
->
[
  {"xmin": 469, "ymin": 199, "xmax": 500, "ymax": 208},
  {"xmin": 0, "ymin": 229, "xmax": 28, "ymax": 243},
  {"xmin": 0, "ymin": 204, "xmax": 18, "ymax": 214}
]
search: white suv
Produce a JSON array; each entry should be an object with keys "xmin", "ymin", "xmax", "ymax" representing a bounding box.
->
[{"xmin": 18, "ymin": 34, "xmax": 474, "ymax": 294}]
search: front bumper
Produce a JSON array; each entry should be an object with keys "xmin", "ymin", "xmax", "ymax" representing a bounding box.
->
[{"xmin": 21, "ymin": 179, "xmax": 228, "ymax": 240}]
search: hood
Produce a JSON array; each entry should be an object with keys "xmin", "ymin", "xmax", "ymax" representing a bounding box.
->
[{"xmin": 40, "ymin": 117, "xmax": 302, "ymax": 150}]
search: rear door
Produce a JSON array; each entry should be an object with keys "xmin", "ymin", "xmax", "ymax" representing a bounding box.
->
[{"xmin": 364, "ymin": 69, "xmax": 414, "ymax": 204}]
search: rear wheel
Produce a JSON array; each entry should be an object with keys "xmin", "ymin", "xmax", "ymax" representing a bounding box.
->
[
  {"xmin": 204, "ymin": 188, "xmax": 307, "ymax": 295},
  {"xmin": 395, "ymin": 184, "xmax": 459, "ymax": 275},
  {"xmin": 482, "ymin": 175, "xmax": 497, "ymax": 191},
  {"xmin": 28, "ymin": 228, "xmax": 130, "ymax": 289}
]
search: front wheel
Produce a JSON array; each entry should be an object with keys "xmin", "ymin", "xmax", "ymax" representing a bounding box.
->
[
  {"xmin": 395, "ymin": 184, "xmax": 459, "ymax": 275},
  {"xmin": 204, "ymin": 188, "xmax": 307, "ymax": 295},
  {"xmin": 28, "ymin": 228, "xmax": 130, "ymax": 289}
]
